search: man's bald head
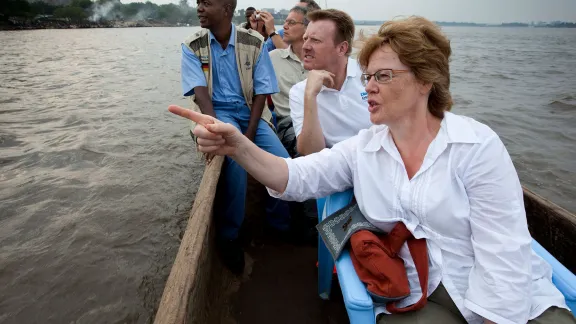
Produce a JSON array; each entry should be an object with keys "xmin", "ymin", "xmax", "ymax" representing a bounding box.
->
[{"xmin": 197, "ymin": 0, "xmax": 236, "ymax": 28}]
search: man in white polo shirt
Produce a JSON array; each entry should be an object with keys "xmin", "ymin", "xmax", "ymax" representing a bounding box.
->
[{"xmin": 289, "ymin": 9, "xmax": 371, "ymax": 155}]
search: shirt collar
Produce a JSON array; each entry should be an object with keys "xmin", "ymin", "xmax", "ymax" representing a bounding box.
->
[
  {"xmin": 319, "ymin": 57, "xmax": 360, "ymax": 93},
  {"xmin": 280, "ymin": 46, "xmax": 302, "ymax": 62},
  {"xmin": 346, "ymin": 57, "xmax": 359, "ymax": 78},
  {"xmin": 209, "ymin": 23, "xmax": 236, "ymax": 47},
  {"xmin": 362, "ymin": 112, "xmax": 480, "ymax": 153},
  {"xmin": 443, "ymin": 112, "xmax": 480, "ymax": 144},
  {"xmin": 362, "ymin": 126, "xmax": 389, "ymax": 152}
]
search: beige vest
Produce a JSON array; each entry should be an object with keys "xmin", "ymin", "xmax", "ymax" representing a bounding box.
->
[{"xmin": 183, "ymin": 27, "xmax": 274, "ymax": 133}]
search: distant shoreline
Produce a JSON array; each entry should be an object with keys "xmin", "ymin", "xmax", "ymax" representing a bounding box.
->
[
  {"xmin": 0, "ymin": 20, "xmax": 180, "ymax": 31},
  {"xmin": 2, "ymin": 20, "xmax": 575, "ymax": 31},
  {"xmin": 355, "ymin": 21, "xmax": 576, "ymax": 28}
]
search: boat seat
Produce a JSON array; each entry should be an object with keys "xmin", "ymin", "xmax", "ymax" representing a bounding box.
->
[
  {"xmin": 316, "ymin": 194, "xmax": 338, "ymax": 300},
  {"xmin": 317, "ymin": 190, "xmax": 576, "ymax": 324},
  {"xmin": 532, "ymin": 240, "xmax": 576, "ymax": 313}
]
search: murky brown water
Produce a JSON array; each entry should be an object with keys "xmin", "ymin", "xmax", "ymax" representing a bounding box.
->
[
  {"xmin": 0, "ymin": 27, "xmax": 205, "ymax": 324},
  {"xmin": 0, "ymin": 26, "xmax": 574, "ymax": 323}
]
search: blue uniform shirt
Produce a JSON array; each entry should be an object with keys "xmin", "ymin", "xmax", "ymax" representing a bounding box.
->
[
  {"xmin": 263, "ymin": 28, "xmax": 284, "ymax": 52},
  {"xmin": 181, "ymin": 23, "xmax": 279, "ymax": 104}
]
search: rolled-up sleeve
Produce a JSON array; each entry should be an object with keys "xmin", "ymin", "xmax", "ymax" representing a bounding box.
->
[
  {"xmin": 253, "ymin": 48, "xmax": 279, "ymax": 95},
  {"xmin": 267, "ymin": 135, "xmax": 358, "ymax": 201},
  {"xmin": 181, "ymin": 44, "xmax": 207, "ymax": 96},
  {"xmin": 289, "ymin": 84, "xmax": 304, "ymax": 137},
  {"xmin": 462, "ymin": 134, "xmax": 532, "ymax": 324}
]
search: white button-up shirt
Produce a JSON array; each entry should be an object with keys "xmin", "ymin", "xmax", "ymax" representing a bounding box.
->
[
  {"xmin": 289, "ymin": 57, "xmax": 373, "ymax": 148},
  {"xmin": 269, "ymin": 112, "xmax": 568, "ymax": 324}
]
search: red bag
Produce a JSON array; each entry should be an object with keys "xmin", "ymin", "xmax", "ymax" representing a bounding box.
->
[{"xmin": 349, "ymin": 222, "xmax": 429, "ymax": 313}]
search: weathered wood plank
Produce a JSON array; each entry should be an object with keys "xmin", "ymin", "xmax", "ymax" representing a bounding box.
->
[
  {"xmin": 524, "ymin": 187, "xmax": 576, "ymax": 273},
  {"xmin": 154, "ymin": 155, "xmax": 224, "ymax": 324}
]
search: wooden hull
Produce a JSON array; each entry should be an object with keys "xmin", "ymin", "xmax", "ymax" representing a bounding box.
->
[
  {"xmin": 153, "ymin": 156, "xmax": 235, "ymax": 324},
  {"xmin": 154, "ymin": 160, "xmax": 576, "ymax": 324},
  {"xmin": 524, "ymin": 187, "xmax": 576, "ymax": 272}
]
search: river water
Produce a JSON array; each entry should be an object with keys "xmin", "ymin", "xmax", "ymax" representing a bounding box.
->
[{"xmin": 0, "ymin": 26, "xmax": 574, "ymax": 323}]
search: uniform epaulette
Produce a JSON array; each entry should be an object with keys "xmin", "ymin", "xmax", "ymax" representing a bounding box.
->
[{"xmin": 183, "ymin": 29, "xmax": 209, "ymax": 51}]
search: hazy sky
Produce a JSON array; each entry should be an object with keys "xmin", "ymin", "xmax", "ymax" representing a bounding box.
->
[{"xmin": 122, "ymin": 0, "xmax": 576, "ymax": 24}]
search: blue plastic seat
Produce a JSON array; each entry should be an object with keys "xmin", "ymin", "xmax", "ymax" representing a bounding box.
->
[
  {"xmin": 531, "ymin": 240, "xmax": 576, "ymax": 313},
  {"xmin": 317, "ymin": 190, "xmax": 576, "ymax": 323},
  {"xmin": 335, "ymin": 250, "xmax": 375, "ymax": 322}
]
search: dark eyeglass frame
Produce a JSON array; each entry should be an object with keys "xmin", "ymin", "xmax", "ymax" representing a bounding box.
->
[{"xmin": 360, "ymin": 69, "xmax": 410, "ymax": 86}]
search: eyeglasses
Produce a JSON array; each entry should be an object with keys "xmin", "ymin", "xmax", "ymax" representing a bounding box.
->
[
  {"xmin": 360, "ymin": 69, "xmax": 410, "ymax": 86},
  {"xmin": 284, "ymin": 19, "xmax": 305, "ymax": 26}
]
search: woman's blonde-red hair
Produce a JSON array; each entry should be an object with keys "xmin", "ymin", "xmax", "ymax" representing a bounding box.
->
[{"xmin": 357, "ymin": 16, "xmax": 453, "ymax": 118}]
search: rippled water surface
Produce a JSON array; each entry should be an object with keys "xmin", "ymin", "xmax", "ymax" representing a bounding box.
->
[{"xmin": 0, "ymin": 26, "xmax": 575, "ymax": 323}]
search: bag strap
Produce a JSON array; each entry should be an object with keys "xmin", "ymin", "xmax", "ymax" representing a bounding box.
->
[{"xmin": 386, "ymin": 225, "xmax": 429, "ymax": 313}]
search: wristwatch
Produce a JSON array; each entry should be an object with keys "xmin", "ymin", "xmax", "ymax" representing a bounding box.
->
[{"xmin": 268, "ymin": 31, "xmax": 278, "ymax": 38}]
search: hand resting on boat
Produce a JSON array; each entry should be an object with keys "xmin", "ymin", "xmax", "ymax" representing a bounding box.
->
[{"xmin": 168, "ymin": 105, "xmax": 290, "ymax": 194}]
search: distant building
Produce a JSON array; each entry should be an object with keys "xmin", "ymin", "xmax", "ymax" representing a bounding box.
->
[
  {"xmin": 261, "ymin": 8, "xmax": 275, "ymax": 14},
  {"xmin": 278, "ymin": 9, "xmax": 289, "ymax": 15}
]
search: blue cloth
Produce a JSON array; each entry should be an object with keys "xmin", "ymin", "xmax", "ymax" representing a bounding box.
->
[
  {"xmin": 181, "ymin": 23, "xmax": 279, "ymax": 101},
  {"xmin": 213, "ymin": 102, "xmax": 290, "ymax": 240},
  {"xmin": 263, "ymin": 28, "xmax": 284, "ymax": 52}
]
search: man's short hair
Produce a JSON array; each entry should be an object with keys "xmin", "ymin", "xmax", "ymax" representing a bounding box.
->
[
  {"xmin": 290, "ymin": 6, "xmax": 310, "ymax": 25},
  {"xmin": 299, "ymin": 0, "xmax": 321, "ymax": 11},
  {"xmin": 307, "ymin": 9, "xmax": 354, "ymax": 55},
  {"xmin": 221, "ymin": 0, "xmax": 237, "ymax": 13}
]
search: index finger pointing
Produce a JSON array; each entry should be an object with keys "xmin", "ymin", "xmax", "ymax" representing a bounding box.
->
[{"xmin": 168, "ymin": 105, "xmax": 214, "ymax": 126}]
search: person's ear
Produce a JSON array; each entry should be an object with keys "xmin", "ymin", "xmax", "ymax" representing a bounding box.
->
[
  {"xmin": 420, "ymin": 81, "xmax": 433, "ymax": 95},
  {"xmin": 337, "ymin": 41, "xmax": 349, "ymax": 56}
]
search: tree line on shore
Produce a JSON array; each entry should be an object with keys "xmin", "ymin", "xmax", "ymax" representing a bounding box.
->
[{"xmin": 1, "ymin": 0, "xmax": 244, "ymax": 27}]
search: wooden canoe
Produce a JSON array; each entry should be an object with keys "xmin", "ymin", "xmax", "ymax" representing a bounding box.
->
[{"xmin": 153, "ymin": 159, "xmax": 576, "ymax": 324}]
